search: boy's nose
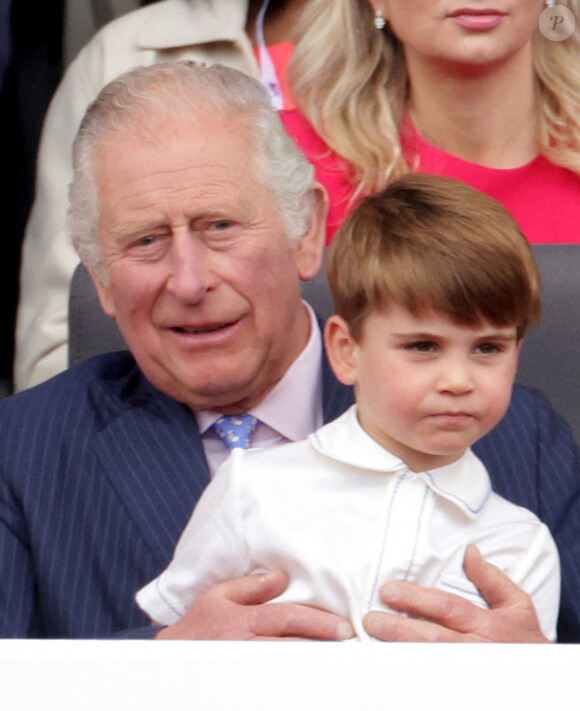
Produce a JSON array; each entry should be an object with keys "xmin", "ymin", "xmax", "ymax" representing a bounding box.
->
[{"xmin": 437, "ymin": 359, "xmax": 474, "ymax": 395}]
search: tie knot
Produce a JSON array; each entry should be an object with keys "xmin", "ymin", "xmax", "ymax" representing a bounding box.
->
[{"xmin": 210, "ymin": 414, "xmax": 258, "ymax": 450}]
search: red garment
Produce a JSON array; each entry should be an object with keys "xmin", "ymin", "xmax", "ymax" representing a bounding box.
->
[
  {"xmin": 280, "ymin": 108, "xmax": 580, "ymax": 245},
  {"xmin": 280, "ymin": 109, "xmax": 356, "ymax": 244},
  {"xmin": 402, "ymin": 122, "xmax": 580, "ymax": 245}
]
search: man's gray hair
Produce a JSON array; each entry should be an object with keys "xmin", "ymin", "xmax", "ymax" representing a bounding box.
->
[{"xmin": 68, "ymin": 60, "xmax": 316, "ymax": 282}]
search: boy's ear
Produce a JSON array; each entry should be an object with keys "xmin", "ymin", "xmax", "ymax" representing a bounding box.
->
[{"xmin": 323, "ymin": 315, "xmax": 360, "ymax": 386}]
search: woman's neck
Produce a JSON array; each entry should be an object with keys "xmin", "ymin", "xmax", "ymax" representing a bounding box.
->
[{"xmin": 406, "ymin": 50, "xmax": 538, "ymax": 169}]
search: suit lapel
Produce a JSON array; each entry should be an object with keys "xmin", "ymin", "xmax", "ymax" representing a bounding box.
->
[{"xmin": 91, "ymin": 373, "xmax": 210, "ymax": 568}]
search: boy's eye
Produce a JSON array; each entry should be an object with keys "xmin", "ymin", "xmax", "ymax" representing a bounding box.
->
[
  {"xmin": 406, "ymin": 341, "xmax": 437, "ymax": 353},
  {"xmin": 476, "ymin": 343, "xmax": 501, "ymax": 355}
]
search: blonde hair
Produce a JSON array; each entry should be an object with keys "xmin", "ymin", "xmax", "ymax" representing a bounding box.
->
[
  {"xmin": 290, "ymin": 0, "xmax": 580, "ymax": 195},
  {"xmin": 326, "ymin": 175, "xmax": 541, "ymax": 342}
]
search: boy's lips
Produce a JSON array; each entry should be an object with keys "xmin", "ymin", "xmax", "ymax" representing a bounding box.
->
[{"xmin": 430, "ymin": 411, "xmax": 476, "ymax": 425}]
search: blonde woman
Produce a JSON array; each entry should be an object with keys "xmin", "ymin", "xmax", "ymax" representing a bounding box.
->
[{"xmin": 283, "ymin": 0, "xmax": 580, "ymax": 243}]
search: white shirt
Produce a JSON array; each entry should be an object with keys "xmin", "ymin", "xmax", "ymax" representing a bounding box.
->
[
  {"xmin": 196, "ymin": 302, "xmax": 323, "ymax": 477},
  {"xmin": 136, "ymin": 406, "xmax": 560, "ymax": 640}
]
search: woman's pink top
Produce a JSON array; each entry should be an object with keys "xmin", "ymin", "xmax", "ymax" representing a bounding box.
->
[{"xmin": 280, "ymin": 109, "xmax": 580, "ymax": 245}]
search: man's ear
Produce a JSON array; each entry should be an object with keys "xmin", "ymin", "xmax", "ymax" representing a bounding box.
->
[
  {"xmin": 91, "ymin": 270, "xmax": 117, "ymax": 319},
  {"xmin": 323, "ymin": 315, "xmax": 360, "ymax": 386},
  {"xmin": 294, "ymin": 183, "xmax": 328, "ymax": 282}
]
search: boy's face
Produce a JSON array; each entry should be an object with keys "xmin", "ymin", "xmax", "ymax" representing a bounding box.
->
[{"xmin": 325, "ymin": 303, "xmax": 521, "ymax": 472}]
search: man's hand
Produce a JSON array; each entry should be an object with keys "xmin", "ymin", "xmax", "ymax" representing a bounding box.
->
[
  {"xmin": 363, "ymin": 545, "xmax": 550, "ymax": 643},
  {"xmin": 155, "ymin": 570, "xmax": 355, "ymax": 641}
]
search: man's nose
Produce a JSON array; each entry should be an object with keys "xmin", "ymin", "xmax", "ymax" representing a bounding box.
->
[{"xmin": 165, "ymin": 235, "xmax": 218, "ymax": 303}]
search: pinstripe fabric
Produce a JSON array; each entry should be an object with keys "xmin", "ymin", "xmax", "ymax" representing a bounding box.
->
[
  {"xmin": 473, "ymin": 384, "xmax": 580, "ymax": 643},
  {"xmin": 0, "ymin": 345, "xmax": 353, "ymax": 639},
  {"xmin": 0, "ymin": 352, "xmax": 210, "ymax": 637},
  {"xmin": 0, "ymin": 352, "xmax": 577, "ymax": 640}
]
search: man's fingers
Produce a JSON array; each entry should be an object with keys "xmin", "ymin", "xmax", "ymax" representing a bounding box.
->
[
  {"xmin": 378, "ymin": 580, "xmax": 484, "ymax": 634},
  {"xmin": 218, "ymin": 571, "xmax": 354, "ymax": 640},
  {"xmin": 218, "ymin": 570, "xmax": 291, "ymax": 606},
  {"xmin": 463, "ymin": 544, "xmax": 530, "ymax": 610},
  {"xmin": 251, "ymin": 601, "xmax": 355, "ymax": 641},
  {"xmin": 157, "ymin": 571, "xmax": 355, "ymax": 641},
  {"xmin": 363, "ymin": 610, "xmax": 465, "ymax": 643},
  {"xmin": 365, "ymin": 546, "xmax": 549, "ymax": 643}
]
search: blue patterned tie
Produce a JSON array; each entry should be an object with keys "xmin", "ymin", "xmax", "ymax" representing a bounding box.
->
[{"xmin": 210, "ymin": 414, "xmax": 258, "ymax": 450}]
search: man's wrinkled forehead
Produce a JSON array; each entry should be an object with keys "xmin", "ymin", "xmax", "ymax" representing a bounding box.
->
[{"xmin": 96, "ymin": 98, "xmax": 255, "ymax": 153}]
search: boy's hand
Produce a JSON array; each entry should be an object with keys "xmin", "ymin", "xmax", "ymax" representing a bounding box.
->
[
  {"xmin": 155, "ymin": 570, "xmax": 355, "ymax": 641},
  {"xmin": 363, "ymin": 545, "xmax": 550, "ymax": 643}
]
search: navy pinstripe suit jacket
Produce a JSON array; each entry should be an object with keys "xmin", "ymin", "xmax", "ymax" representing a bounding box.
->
[{"xmin": 0, "ymin": 350, "xmax": 578, "ymax": 641}]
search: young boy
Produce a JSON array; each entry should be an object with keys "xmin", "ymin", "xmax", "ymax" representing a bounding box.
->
[{"xmin": 136, "ymin": 175, "xmax": 560, "ymax": 640}]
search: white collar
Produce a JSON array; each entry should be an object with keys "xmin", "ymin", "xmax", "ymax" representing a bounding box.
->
[{"xmin": 310, "ymin": 406, "xmax": 492, "ymax": 519}]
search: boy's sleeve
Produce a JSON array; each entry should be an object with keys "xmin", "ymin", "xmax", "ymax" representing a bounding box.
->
[
  {"xmin": 136, "ymin": 451, "xmax": 249, "ymax": 625},
  {"xmin": 506, "ymin": 522, "xmax": 561, "ymax": 642}
]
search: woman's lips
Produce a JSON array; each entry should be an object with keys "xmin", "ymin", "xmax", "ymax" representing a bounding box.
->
[{"xmin": 449, "ymin": 8, "xmax": 506, "ymax": 31}]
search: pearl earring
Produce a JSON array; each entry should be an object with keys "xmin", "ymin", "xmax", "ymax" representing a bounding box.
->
[{"xmin": 374, "ymin": 10, "xmax": 386, "ymax": 30}]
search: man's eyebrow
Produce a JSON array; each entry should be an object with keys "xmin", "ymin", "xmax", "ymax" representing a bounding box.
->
[{"xmin": 108, "ymin": 220, "xmax": 167, "ymax": 239}]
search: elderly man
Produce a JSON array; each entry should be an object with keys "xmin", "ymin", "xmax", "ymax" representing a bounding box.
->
[
  {"xmin": 1, "ymin": 62, "xmax": 579, "ymax": 641},
  {"xmin": 15, "ymin": 0, "xmax": 309, "ymax": 392}
]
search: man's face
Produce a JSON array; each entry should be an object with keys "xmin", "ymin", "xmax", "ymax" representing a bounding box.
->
[{"xmin": 93, "ymin": 111, "xmax": 324, "ymax": 412}]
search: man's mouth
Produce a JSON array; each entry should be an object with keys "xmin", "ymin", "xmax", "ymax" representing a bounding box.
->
[{"xmin": 173, "ymin": 323, "xmax": 231, "ymax": 335}]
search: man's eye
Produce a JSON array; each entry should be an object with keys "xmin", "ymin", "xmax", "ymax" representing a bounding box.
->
[
  {"xmin": 136, "ymin": 235, "xmax": 157, "ymax": 247},
  {"xmin": 206, "ymin": 220, "xmax": 232, "ymax": 231}
]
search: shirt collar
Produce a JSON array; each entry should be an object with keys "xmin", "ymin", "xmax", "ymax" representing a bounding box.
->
[
  {"xmin": 310, "ymin": 405, "xmax": 492, "ymax": 519},
  {"xmin": 196, "ymin": 302, "xmax": 323, "ymax": 441},
  {"xmin": 135, "ymin": 0, "xmax": 250, "ymax": 51}
]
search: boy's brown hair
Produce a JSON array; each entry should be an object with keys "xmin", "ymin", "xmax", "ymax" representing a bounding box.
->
[{"xmin": 326, "ymin": 174, "xmax": 541, "ymax": 341}]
